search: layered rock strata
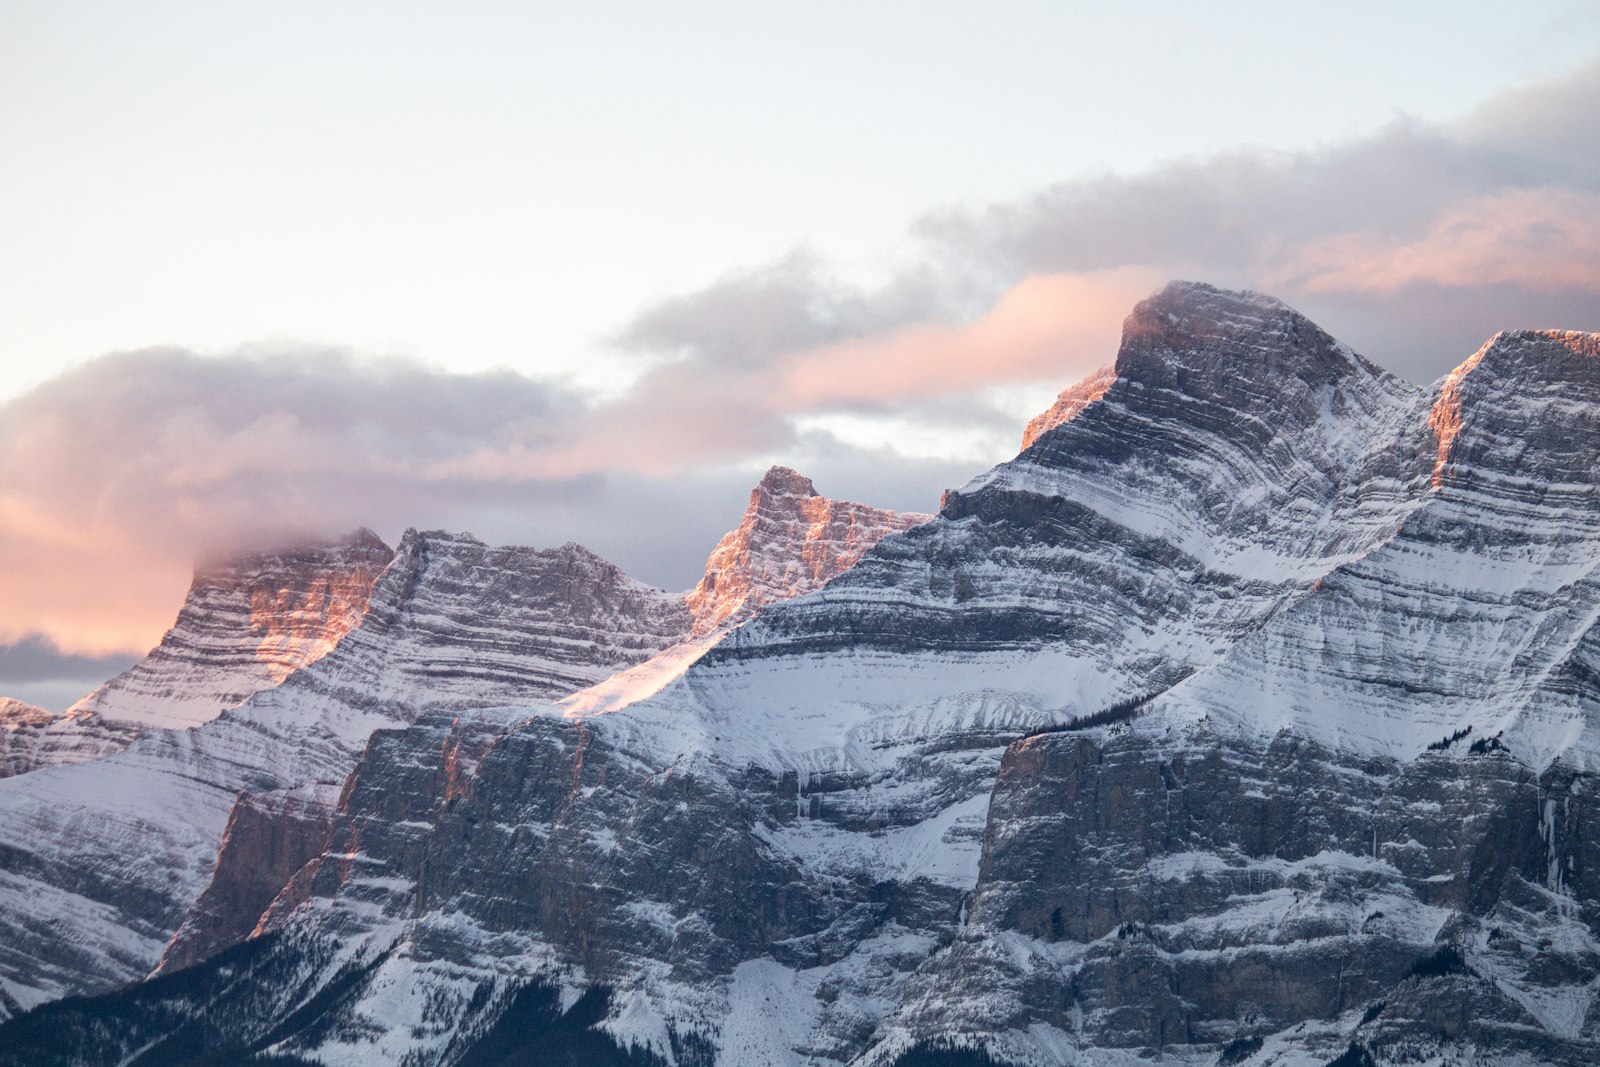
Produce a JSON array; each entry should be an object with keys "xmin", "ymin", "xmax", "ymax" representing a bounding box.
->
[{"xmin": 8, "ymin": 286, "xmax": 1600, "ymax": 1067}]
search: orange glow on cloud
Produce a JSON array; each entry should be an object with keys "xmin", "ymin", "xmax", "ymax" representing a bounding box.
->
[
  {"xmin": 1272, "ymin": 190, "xmax": 1600, "ymax": 296},
  {"xmin": 782, "ymin": 268, "xmax": 1161, "ymax": 409},
  {"xmin": 3, "ymin": 269, "xmax": 1163, "ymax": 655},
  {"xmin": 423, "ymin": 268, "xmax": 1162, "ymax": 484}
]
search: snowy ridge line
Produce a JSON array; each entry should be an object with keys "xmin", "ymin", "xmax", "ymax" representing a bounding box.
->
[{"xmin": 6, "ymin": 283, "xmax": 1600, "ymax": 1066}]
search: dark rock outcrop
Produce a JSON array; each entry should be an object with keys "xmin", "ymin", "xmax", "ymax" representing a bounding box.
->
[{"xmin": 157, "ymin": 782, "xmax": 341, "ymax": 975}]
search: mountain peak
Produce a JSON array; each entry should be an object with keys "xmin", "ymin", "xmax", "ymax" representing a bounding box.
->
[
  {"xmin": 756, "ymin": 465, "xmax": 820, "ymax": 499},
  {"xmin": 687, "ymin": 468, "xmax": 930, "ymax": 635},
  {"xmin": 1427, "ymin": 327, "xmax": 1600, "ymax": 489},
  {"xmin": 342, "ymin": 526, "xmax": 389, "ymax": 551},
  {"xmin": 1021, "ymin": 366, "xmax": 1117, "ymax": 451},
  {"xmin": 1111, "ymin": 280, "xmax": 1383, "ymax": 405},
  {"xmin": 1142, "ymin": 278, "xmax": 1295, "ymax": 318},
  {"xmin": 1467, "ymin": 328, "xmax": 1600, "ymax": 382}
]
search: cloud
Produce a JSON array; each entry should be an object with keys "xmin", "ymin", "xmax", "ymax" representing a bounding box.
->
[
  {"xmin": 599, "ymin": 61, "xmax": 1600, "ymax": 439},
  {"xmin": 0, "ymin": 634, "xmax": 141, "ymax": 685},
  {"xmin": 6, "ymin": 61, "xmax": 1600, "ymax": 661},
  {"xmin": 1271, "ymin": 189, "xmax": 1600, "ymax": 296},
  {"xmin": 0, "ymin": 345, "xmax": 976, "ymax": 656},
  {"xmin": 896, "ymin": 60, "xmax": 1600, "ymax": 380},
  {"xmin": 614, "ymin": 249, "xmax": 949, "ymax": 369},
  {"xmin": 0, "ymin": 634, "xmax": 142, "ymax": 713},
  {"xmin": 779, "ymin": 269, "xmax": 1160, "ymax": 409}
]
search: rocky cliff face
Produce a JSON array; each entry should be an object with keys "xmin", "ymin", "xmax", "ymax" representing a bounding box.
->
[
  {"xmin": 0, "ymin": 467, "xmax": 918, "ymax": 1024},
  {"xmin": 69, "ymin": 528, "xmax": 396, "ymax": 732},
  {"xmin": 6, "ymin": 284, "xmax": 1600, "ymax": 1067},
  {"xmin": 134, "ymin": 472, "xmax": 931, "ymax": 1012},
  {"xmin": 869, "ymin": 726, "xmax": 1600, "ymax": 1066},
  {"xmin": 686, "ymin": 466, "xmax": 931, "ymax": 635},
  {"xmin": 156, "ymin": 782, "xmax": 342, "ymax": 975}
]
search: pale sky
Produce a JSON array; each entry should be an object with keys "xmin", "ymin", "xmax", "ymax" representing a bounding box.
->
[
  {"xmin": 2, "ymin": 1, "xmax": 1596, "ymax": 400},
  {"xmin": 3, "ymin": 2, "xmax": 1599, "ymax": 707}
]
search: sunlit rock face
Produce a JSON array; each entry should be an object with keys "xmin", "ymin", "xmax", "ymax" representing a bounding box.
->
[
  {"xmin": 687, "ymin": 465, "xmax": 932, "ymax": 635},
  {"xmin": 0, "ymin": 531, "xmax": 394, "ymax": 779},
  {"xmin": 9, "ymin": 286, "xmax": 1600, "ymax": 1067},
  {"xmin": 155, "ymin": 782, "xmax": 342, "ymax": 975},
  {"xmin": 68, "ymin": 528, "xmax": 396, "ymax": 732},
  {"xmin": 141, "ymin": 471, "xmax": 931, "ymax": 1014},
  {"xmin": 1018, "ymin": 364, "xmax": 1116, "ymax": 451}
]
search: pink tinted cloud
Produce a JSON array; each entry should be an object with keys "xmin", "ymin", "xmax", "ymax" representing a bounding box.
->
[
  {"xmin": 427, "ymin": 270, "xmax": 1152, "ymax": 483},
  {"xmin": 782, "ymin": 268, "xmax": 1162, "ymax": 409},
  {"xmin": 1271, "ymin": 189, "xmax": 1600, "ymax": 296}
]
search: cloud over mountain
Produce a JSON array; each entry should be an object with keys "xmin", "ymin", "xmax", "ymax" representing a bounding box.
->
[{"xmin": 2, "ymin": 62, "xmax": 1596, "ymax": 664}]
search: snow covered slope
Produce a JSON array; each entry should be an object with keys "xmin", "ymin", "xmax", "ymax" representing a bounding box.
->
[
  {"xmin": 859, "ymin": 325, "xmax": 1600, "ymax": 1065},
  {"xmin": 0, "ymin": 531, "xmax": 393, "ymax": 779},
  {"xmin": 0, "ymin": 280, "xmax": 1464, "ymax": 1065},
  {"xmin": 0, "ymin": 699, "xmax": 139, "ymax": 778},
  {"xmin": 0, "ymin": 469, "xmax": 923, "ymax": 1022},
  {"xmin": 1151, "ymin": 329, "xmax": 1600, "ymax": 768},
  {"xmin": 0, "ymin": 530, "xmax": 690, "ymax": 1014}
]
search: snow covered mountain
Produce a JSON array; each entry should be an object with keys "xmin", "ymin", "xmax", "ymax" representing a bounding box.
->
[
  {"xmin": 0, "ymin": 531, "xmax": 394, "ymax": 780},
  {"xmin": 0, "ymin": 471, "xmax": 922, "ymax": 1023},
  {"xmin": 5, "ymin": 283, "xmax": 1600, "ymax": 1066},
  {"xmin": 0, "ymin": 529, "xmax": 687, "ymax": 1015}
]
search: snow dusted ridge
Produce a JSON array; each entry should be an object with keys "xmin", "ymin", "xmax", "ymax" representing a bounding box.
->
[
  {"xmin": 0, "ymin": 698, "xmax": 139, "ymax": 778},
  {"xmin": 687, "ymin": 465, "xmax": 932, "ymax": 636},
  {"xmin": 69, "ymin": 528, "xmax": 396, "ymax": 732},
  {"xmin": 6, "ymin": 283, "xmax": 1600, "ymax": 1067},
  {"xmin": 1154, "ymin": 327, "xmax": 1600, "ymax": 769},
  {"xmin": 0, "ymin": 531, "xmax": 393, "ymax": 778},
  {"xmin": 0, "ymin": 528, "xmax": 688, "ymax": 1014},
  {"xmin": 0, "ymin": 469, "xmax": 918, "ymax": 1022}
]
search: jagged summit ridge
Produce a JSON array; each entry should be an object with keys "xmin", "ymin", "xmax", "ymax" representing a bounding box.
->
[
  {"xmin": 140, "ymin": 282, "xmax": 1447, "ymax": 1065},
  {"xmin": 0, "ymin": 525, "xmax": 690, "ymax": 1013},
  {"xmin": 752, "ymin": 463, "xmax": 820, "ymax": 498},
  {"xmin": 1117, "ymin": 279, "xmax": 1389, "ymax": 398},
  {"xmin": 0, "ymin": 698, "xmax": 49, "ymax": 727},
  {"xmin": 685, "ymin": 465, "xmax": 931, "ymax": 635},
  {"xmin": 1019, "ymin": 365, "xmax": 1115, "ymax": 450}
]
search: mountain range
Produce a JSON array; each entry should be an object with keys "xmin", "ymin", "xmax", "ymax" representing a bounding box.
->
[{"xmin": 1, "ymin": 281, "xmax": 1597, "ymax": 1066}]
